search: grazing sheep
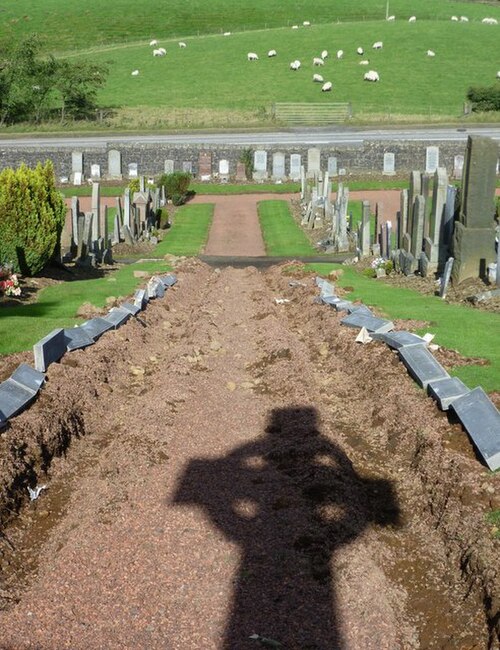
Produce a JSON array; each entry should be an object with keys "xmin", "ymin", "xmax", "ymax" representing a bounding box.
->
[
  {"xmin": 303, "ymin": 21, "xmax": 311, "ymax": 26},
  {"xmin": 321, "ymin": 50, "xmax": 328, "ymax": 59},
  {"xmin": 482, "ymin": 17, "xmax": 498, "ymax": 25},
  {"xmin": 313, "ymin": 57, "xmax": 324, "ymax": 66},
  {"xmin": 460, "ymin": 16, "xmax": 469, "ymax": 22},
  {"xmin": 178, "ymin": 42, "xmax": 187, "ymax": 48},
  {"xmin": 364, "ymin": 70, "xmax": 380, "ymax": 82},
  {"xmin": 313, "ymin": 73, "xmax": 324, "ymax": 83},
  {"xmin": 372, "ymin": 41, "xmax": 383, "ymax": 49},
  {"xmin": 497, "ymin": 71, "xmax": 500, "ymax": 79},
  {"xmin": 149, "ymin": 39, "xmax": 158, "ymax": 46},
  {"xmin": 321, "ymin": 81, "xmax": 332, "ymax": 92},
  {"xmin": 153, "ymin": 48, "xmax": 166, "ymax": 56},
  {"xmin": 268, "ymin": 49, "xmax": 277, "ymax": 57},
  {"xmin": 292, "ymin": 25, "xmax": 299, "ymax": 29},
  {"xmin": 131, "ymin": 70, "xmax": 139, "ymax": 76},
  {"xmin": 359, "ymin": 60, "xmax": 370, "ymax": 65},
  {"xmin": 247, "ymin": 52, "xmax": 259, "ymax": 61},
  {"xmin": 223, "ymin": 31, "xmax": 231, "ymax": 36},
  {"xmin": 387, "ymin": 15, "xmax": 395, "ymax": 21},
  {"xmin": 357, "ymin": 47, "xmax": 364, "ymax": 55},
  {"xmin": 336, "ymin": 49, "xmax": 344, "ymax": 59},
  {"xmin": 408, "ymin": 16, "xmax": 416, "ymax": 22},
  {"xmin": 290, "ymin": 60, "xmax": 301, "ymax": 70},
  {"xmin": 426, "ymin": 50, "xmax": 435, "ymax": 57},
  {"xmin": 451, "ymin": 16, "xmax": 458, "ymax": 21}
]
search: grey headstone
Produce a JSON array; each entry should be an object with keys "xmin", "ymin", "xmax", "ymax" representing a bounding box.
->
[
  {"xmin": 341, "ymin": 312, "xmax": 394, "ymax": 333},
  {"xmin": 307, "ymin": 148, "xmax": 321, "ymax": 177},
  {"xmin": 453, "ymin": 155, "xmax": 464, "ymax": 180},
  {"xmin": 121, "ymin": 302, "xmax": 141, "ymax": 316},
  {"xmin": 289, "ymin": 154, "xmax": 301, "ymax": 180},
  {"xmin": 398, "ymin": 189, "xmax": 408, "ymax": 248},
  {"xmin": 333, "ymin": 300, "xmax": 353, "ymax": 312},
  {"xmin": 182, "ymin": 161, "xmax": 193, "ymax": 174},
  {"xmin": 272, "ymin": 152, "xmax": 286, "ymax": 180},
  {"xmin": 128, "ymin": 162, "xmax": 138, "ymax": 178},
  {"xmin": 91, "ymin": 182, "xmax": 100, "ymax": 242},
  {"xmin": 410, "ymin": 195, "xmax": 425, "ymax": 259},
  {"xmin": 71, "ymin": 151, "xmax": 83, "ymax": 175},
  {"xmin": 383, "ymin": 152, "xmax": 395, "ymax": 175},
  {"xmin": 327, "ymin": 156, "xmax": 338, "ymax": 176},
  {"xmin": 427, "ymin": 376, "xmax": 470, "ymax": 411},
  {"xmin": 321, "ymin": 295, "xmax": 341, "ymax": 306},
  {"xmin": 104, "ymin": 307, "xmax": 132, "ymax": 329},
  {"xmin": 108, "ymin": 149, "xmax": 122, "ymax": 179},
  {"xmin": 63, "ymin": 327, "xmax": 95, "ymax": 351},
  {"xmin": 10, "ymin": 364, "xmax": 45, "ymax": 393},
  {"xmin": 371, "ymin": 330, "xmax": 426, "ymax": 350},
  {"xmin": 34, "ymin": 328, "xmax": 66, "ymax": 372},
  {"xmin": 147, "ymin": 276, "xmax": 165, "ymax": 299},
  {"xmin": 0, "ymin": 379, "xmax": 38, "ymax": 421},
  {"xmin": 319, "ymin": 281, "xmax": 335, "ymax": 298},
  {"xmin": 90, "ymin": 164, "xmax": 101, "ymax": 179},
  {"xmin": 398, "ymin": 344, "xmax": 449, "ymax": 389},
  {"xmin": 80, "ymin": 317, "xmax": 115, "ymax": 341},
  {"xmin": 160, "ymin": 274, "xmax": 177, "ymax": 287},
  {"xmin": 425, "ymin": 146, "xmax": 439, "ymax": 174},
  {"xmin": 346, "ymin": 304, "xmax": 373, "ymax": 316},
  {"xmin": 451, "ymin": 387, "xmax": 500, "ymax": 471},
  {"xmin": 459, "ymin": 136, "xmax": 498, "ymax": 229},
  {"xmin": 164, "ymin": 159, "xmax": 174, "ymax": 174},
  {"xmin": 134, "ymin": 288, "xmax": 148, "ymax": 309},
  {"xmin": 253, "ymin": 150, "xmax": 268, "ymax": 179},
  {"xmin": 218, "ymin": 159, "xmax": 229, "ymax": 176},
  {"xmin": 439, "ymin": 257, "xmax": 454, "ymax": 299}
]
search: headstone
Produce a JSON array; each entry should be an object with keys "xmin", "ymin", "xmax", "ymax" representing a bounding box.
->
[
  {"xmin": 112, "ymin": 214, "xmax": 121, "ymax": 245},
  {"xmin": 407, "ymin": 171, "xmax": 421, "ymax": 234},
  {"xmin": 123, "ymin": 188, "xmax": 131, "ymax": 229},
  {"xmin": 341, "ymin": 312, "xmax": 394, "ymax": 333},
  {"xmin": 134, "ymin": 289, "xmax": 148, "ymax": 309},
  {"xmin": 11, "ymin": 364, "xmax": 45, "ymax": 393},
  {"xmin": 182, "ymin": 161, "xmax": 193, "ymax": 174},
  {"xmin": 73, "ymin": 172, "xmax": 82, "ymax": 186},
  {"xmin": 128, "ymin": 163, "xmax": 138, "ymax": 178},
  {"xmin": 164, "ymin": 159, "xmax": 175, "ymax": 174},
  {"xmin": 108, "ymin": 149, "xmax": 122, "ymax": 179},
  {"xmin": 398, "ymin": 189, "xmax": 408, "ymax": 248},
  {"xmin": 121, "ymin": 302, "xmax": 141, "ymax": 316},
  {"xmin": 307, "ymin": 148, "xmax": 321, "ymax": 178},
  {"xmin": 198, "ymin": 151, "xmax": 212, "ymax": 179},
  {"xmin": 33, "ymin": 329, "xmax": 66, "ymax": 372},
  {"xmin": 360, "ymin": 200, "xmax": 371, "ymax": 257},
  {"xmin": 289, "ymin": 154, "xmax": 301, "ymax": 180},
  {"xmin": 380, "ymin": 223, "xmax": 388, "ymax": 258},
  {"xmin": 386, "ymin": 221, "xmax": 392, "ymax": 256},
  {"xmin": 272, "ymin": 152, "xmax": 286, "ymax": 180},
  {"xmin": 451, "ymin": 387, "xmax": 500, "ymax": 471},
  {"xmin": 410, "ymin": 195, "xmax": 425, "ymax": 259},
  {"xmin": 80, "ymin": 317, "xmax": 115, "ymax": 341},
  {"xmin": 425, "ymin": 146, "xmax": 439, "ymax": 174},
  {"xmin": 80, "ymin": 213, "xmax": 93, "ymax": 260},
  {"xmin": 71, "ymin": 197, "xmax": 79, "ymax": 247},
  {"xmin": 346, "ymin": 304, "xmax": 373, "ymax": 316},
  {"xmin": 63, "ymin": 327, "xmax": 95, "ymax": 351},
  {"xmin": 327, "ymin": 156, "xmax": 338, "ymax": 176},
  {"xmin": 91, "ymin": 182, "xmax": 100, "ymax": 242},
  {"xmin": 160, "ymin": 274, "xmax": 177, "ymax": 287},
  {"xmin": 0, "ymin": 378, "xmax": 39, "ymax": 423},
  {"xmin": 332, "ymin": 300, "xmax": 353, "ymax": 313},
  {"xmin": 424, "ymin": 167, "xmax": 449, "ymax": 272},
  {"xmin": 383, "ymin": 152, "xmax": 395, "ymax": 175},
  {"xmin": 371, "ymin": 331, "xmax": 426, "ymax": 350},
  {"xmin": 439, "ymin": 257, "xmax": 454, "ymax": 298},
  {"xmin": 442, "ymin": 185, "xmax": 456, "ymax": 250},
  {"xmin": 90, "ymin": 164, "xmax": 101, "ymax": 179},
  {"xmin": 219, "ymin": 159, "xmax": 230, "ymax": 179},
  {"xmin": 253, "ymin": 150, "xmax": 268, "ymax": 180},
  {"xmin": 400, "ymin": 249, "xmax": 416, "ymax": 276},
  {"xmin": 147, "ymin": 276, "xmax": 165, "ymax": 299},
  {"xmin": 398, "ymin": 344, "xmax": 449, "ymax": 389},
  {"xmin": 235, "ymin": 161, "xmax": 247, "ymax": 181},
  {"xmin": 71, "ymin": 151, "xmax": 83, "ymax": 177},
  {"xmin": 104, "ymin": 307, "xmax": 132, "ymax": 329},
  {"xmin": 453, "ymin": 155, "xmax": 464, "ymax": 180},
  {"xmin": 300, "ymin": 166, "xmax": 306, "ymax": 199},
  {"xmin": 427, "ymin": 377, "xmax": 470, "ymax": 411}
]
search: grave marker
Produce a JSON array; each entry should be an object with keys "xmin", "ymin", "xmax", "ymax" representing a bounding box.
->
[
  {"xmin": 341, "ymin": 312, "xmax": 394, "ymax": 333},
  {"xmin": 398, "ymin": 344, "xmax": 449, "ymax": 388},
  {"xmin": 427, "ymin": 377, "xmax": 470, "ymax": 411},
  {"xmin": 272, "ymin": 152, "xmax": 286, "ymax": 180},
  {"xmin": 108, "ymin": 149, "xmax": 122, "ymax": 179},
  {"xmin": 307, "ymin": 148, "xmax": 321, "ymax": 178},
  {"xmin": 383, "ymin": 152, "xmax": 395, "ymax": 175},
  {"xmin": 90, "ymin": 164, "xmax": 101, "ymax": 179},
  {"xmin": 253, "ymin": 150, "xmax": 268, "ymax": 180},
  {"xmin": 128, "ymin": 163, "xmax": 138, "ymax": 178},
  {"xmin": 425, "ymin": 146, "xmax": 439, "ymax": 173},
  {"xmin": 34, "ymin": 329, "xmax": 66, "ymax": 372},
  {"xmin": 327, "ymin": 156, "xmax": 338, "ymax": 176},
  {"xmin": 164, "ymin": 159, "xmax": 175, "ymax": 174},
  {"xmin": 289, "ymin": 154, "xmax": 301, "ymax": 180},
  {"xmin": 63, "ymin": 328, "xmax": 95, "ymax": 351}
]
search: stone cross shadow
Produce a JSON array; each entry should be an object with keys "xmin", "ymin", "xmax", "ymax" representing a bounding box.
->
[{"xmin": 173, "ymin": 406, "xmax": 400, "ymax": 649}]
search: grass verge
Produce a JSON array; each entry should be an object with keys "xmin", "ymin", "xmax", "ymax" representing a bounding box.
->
[
  {"xmin": 306, "ymin": 263, "xmax": 500, "ymax": 392},
  {"xmin": 153, "ymin": 203, "xmax": 214, "ymax": 257},
  {"xmin": 190, "ymin": 182, "xmax": 299, "ymax": 195},
  {"xmin": 258, "ymin": 200, "xmax": 318, "ymax": 257}
]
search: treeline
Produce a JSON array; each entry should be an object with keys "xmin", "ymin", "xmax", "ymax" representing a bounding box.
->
[{"xmin": 0, "ymin": 35, "xmax": 108, "ymax": 126}]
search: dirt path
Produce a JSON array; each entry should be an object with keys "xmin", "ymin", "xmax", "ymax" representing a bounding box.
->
[{"xmin": 0, "ymin": 261, "xmax": 498, "ymax": 649}]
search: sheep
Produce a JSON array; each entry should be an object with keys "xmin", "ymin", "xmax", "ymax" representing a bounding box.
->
[
  {"xmin": 313, "ymin": 57, "xmax": 324, "ymax": 66},
  {"xmin": 359, "ymin": 60, "xmax": 370, "ymax": 65},
  {"xmin": 357, "ymin": 47, "xmax": 364, "ymax": 55},
  {"xmin": 268, "ymin": 49, "xmax": 277, "ymax": 57},
  {"xmin": 460, "ymin": 16, "xmax": 469, "ymax": 22},
  {"xmin": 497, "ymin": 71, "xmax": 500, "ymax": 79},
  {"xmin": 178, "ymin": 42, "xmax": 187, "ymax": 48},
  {"xmin": 372, "ymin": 41, "xmax": 383, "ymax": 49},
  {"xmin": 153, "ymin": 48, "xmax": 166, "ymax": 56},
  {"xmin": 426, "ymin": 49, "xmax": 435, "ymax": 57},
  {"xmin": 386, "ymin": 15, "xmax": 395, "ymax": 21},
  {"xmin": 149, "ymin": 39, "xmax": 158, "ymax": 46},
  {"xmin": 363, "ymin": 70, "xmax": 380, "ymax": 82},
  {"xmin": 292, "ymin": 25, "xmax": 299, "ymax": 29},
  {"xmin": 290, "ymin": 60, "xmax": 301, "ymax": 70},
  {"xmin": 223, "ymin": 31, "xmax": 231, "ymax": 36},
  {"xmin": 303, "ymin": 21, "xmax": 311, "ymax": 26},
  {"xmin": 247, "ymin": 52, "xmax": 259, "ymax": 61},
  {"xmin": 313, "ymin": 73, "xmax": 324, "ymax": 83},
  {"xmin": 451, "ymin": 16, "xmax": 458, "ymax": 21},
  {"xmin": 321, "ymin": 50, "xmax": 328, "ymax": 59},
  {"xmin": 336, "ymin": 49, "xmax": 344, "ymax": 59},
  {"xmin": 482, "ymin": 17, "xmax": 498, "ymax": 25},
  {"xmin": 131, "ymin": 70, "xmax": 139, "ymax": 76},
  {"xmin": 408, "ymin": 16, "xmax": 416, "ymax": 22},
  {"xmin": 321, "ymin": 81, "xmax": 332, "ymax": 92}
]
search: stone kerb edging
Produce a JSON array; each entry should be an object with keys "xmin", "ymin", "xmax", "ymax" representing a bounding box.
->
[
  {"xmin": 315, "ymin": 277, "xmax": 500, "ymax": 472},
  {"xmin": 0, "ymin": 274, "xmax": 177, "ymax": 430}
]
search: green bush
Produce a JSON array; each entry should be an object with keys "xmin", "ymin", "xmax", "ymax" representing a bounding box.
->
[
  {"xmin": 0, "ymin": 161, "xmax": 66, "ymax": 275},
  {"xmin": 466, "ymin": 86, "xmax": 500, "ymax": 112},
  {"xmin": 128, "ymin": 178, "xmax": 140, "ymax": 193},
  {"xmin": 157, "ymin": 172, "xmax": 191, "ymax": 200},
  {"xmin": 157, "ymin": 207, "xmax": 170, "ymax": 229},
  {"xmin": 171, "ymin": 193, "xmax": 186, "ymax": 206}
]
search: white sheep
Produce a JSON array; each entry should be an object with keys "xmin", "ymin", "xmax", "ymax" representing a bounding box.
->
[
  {"xmin": 387, "ymin": 15, "xmax": 395, "ymax": 21},
  {"xmin": 313, "ymin": 57, "xmax": 324, "ymax": 66},
  {"xmin": 303, "ymin": 21, "xmax": 311, "ymax": 26},
  {"xmin": 357, "ymin": 47, "xmax": 364, "ymax": 55},
  {"xmin": 482, "ymin": 17, "xmax": 498, "ymax": 25},
  {"xmin": 268, "ymin": 49, "xmax": 277, "ymax": 57},
  {"xmin": 408, "ymin": 16, "xmax": 416, "ymax": 22},
  {"xmin": 359, "ymin": 60, "xmax": 370, "ymax": 65},
  {"xmin": 496, "ymin": 71, "xmax": 500, "ymax": 79},
  {"xmin": 153, "ymin": 48, "xmax": 166, "ymax": 56},
  {"xmin": 336, "ymin": 49, "xmax": 344, "ymax": 59},
  {"xmin": 223, "ymin": 31, "xmax": 231, "ymax": 36},
  {"xmin": 321, "ymin": 50, "xmax": 328, "ymax": 59},
  {"xmin": 290, "ymin": 60, "xmax": 301, "ymax": 70},
  {"xmin": 178, "ymin": 42, "xmax": 187, "ymax": 48},
  {"xmin": 460, "ymin": 16, "xmax": 469, "ymax": 22},
  {"xmin": 149, "ymin": 39, "xmax": 158, "ymax": 46},
  {"xmin": 364, "ymin": 70, "xmax": 380, "ymax": 82},
  {"xmin": 451, "ymin": 16, "xmax": 458, "ymax": 21},
  {"xmin": 131, "ymin": 70, "xmax": 139, "ymax": 76},
  {"xmin": 426, "ymin": 50, "xmax": 435, "ymax": 57},
  {"xmin": 247, "ymin": 52, "xmax": 259, "ymax": 61},
  {"xmin": 292, "ymin": 25, "xmax": 299, "ymax": 29},
  {"xmin": 313, "ymin": 73, "xmax": 324, "ymax": 82},
  {"xmin": 321, "ymin": 81, "xmax": 332, "ymax": 92},
  {"xmin": 372, "ymin": 41, "xmax": 383, "ymax": 49}
]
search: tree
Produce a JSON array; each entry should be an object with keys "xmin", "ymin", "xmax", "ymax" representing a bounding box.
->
[{"xmin": 56, "ymin": 60, "xmax": 108, "ymax": 122}]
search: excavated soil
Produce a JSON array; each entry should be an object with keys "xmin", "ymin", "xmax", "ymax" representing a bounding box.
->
[{"xmin": 0, "ymin": 260, "xmax": 499, "ymax": 649}]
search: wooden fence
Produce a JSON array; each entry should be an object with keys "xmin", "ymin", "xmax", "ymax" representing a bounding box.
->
[{"xmin": 273, "ymin": 102, "xmax": 352, "ymax": 125}]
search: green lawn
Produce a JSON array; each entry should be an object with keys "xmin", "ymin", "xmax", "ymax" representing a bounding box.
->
[
  {"xmin": 258, "ymin": 200, "xmax": 317, "ymax": 257},
  {"xmin": 190, "ymin": 182, "xmax": 300, "ymax": 195},
  {"xmin": 308, "ymin": 263, "xmax": 500, "ymax": 392},
  {"xmin": 154, "ymin": 203, "xmax": 214, "ymax": 256}
]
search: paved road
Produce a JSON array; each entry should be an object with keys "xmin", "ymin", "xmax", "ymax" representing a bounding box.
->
[{"xmin": 0, "ymin": 126, "xmax": 499, "ymax": 149}]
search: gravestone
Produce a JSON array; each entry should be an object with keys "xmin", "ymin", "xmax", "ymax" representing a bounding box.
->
[
  {"xmin": 383, "ymin": 152, "xmax": 395, "ymax": 175},
  {"xmin": 104, "ymin": 307, "xmax": 132, "ymax": 329},
  {"xmin": 198, "ymin": 151, "xmax": 212, "ymax": 179},
  {"xmin": 453, "ymin": 155, "xmax": 464, "ymax": 180},
  {"xmin": 182, "ymin": 161, "xmax": 193, "ymax": 174},
  {"xmin": 112, "ymin": 214, "xmax": 121, "ymax": 245},
  {"xmin": 398, "ymin": 344, "xmax": 449, "ymax": 389},
  {"xmin": 451, "ymin": 387, "xmax": 500, "ymax": 471},
  {"xmin": 327, "ymin": 156, "xmax": 338, "ymax": 176},
  {"xmin": 164, "ymin": 159, "xmax": 175, "ymax": 174},
  {"xmin": 108, "ymin": 149, "xmax": 122, "ymax": 179},
  {"xmin": 90, "ymin": 164, "xmax": 101, "ymax": 179},
  {"xmin": 219, "ymin": 159, "xmax": 230, "ymax": 180},
  {"xmin": 235, "ymin": 162, "xmax": 247, "ymax": 181},
  {"xmin": 439, "ymin": 257, "xmax": 454, "ymax": 298},
  {"xmin": 385, "ymin": 221, "xmax": 392, "ymax": 257},
  {"xmin": 11, "ymin": 364, "xmax": 45, "ymax": 393},
  {"xmin": 73, "ymin": 172, "xmax": 82, "ymax": 186},
  {"xmin": 71, "ymin": 196, "xmax": 79, "ymax": 248},
  {"xmin": 398, "ymin": 189, "xmax": 408, "ymax": 248},
  {"xmin": 253, "ymin": 150, "xmax": 268, "ymax": 180},
  {"xmin": 160, "ymin": 274, "xmax": 177, "ymax": 287},
  {"xmin": 123, "ymin": 188, "xmax": 131, "ymax": 229},
  {"xmin": 71, "ymin": 152, "xmax": 83, "ymax": 183},
  {"xmin": 307, "ymin": 148, "xmax": 321, "ymax": 178},
  {"xmin": 134, "ymin": 289, "xmax": 148, "ymax": 309},
  {"xmin": 289, "ymin": 154, "xmax": 301, "ymax": 180},
  {"xmin": 341, "ymin": 312, "xmax": 394, "ymax": 333},
  {"xmin": 427, "ymin": 377, "xmax": 469, "ymax": 411},
  {"xmin": 80, "ymin": 317, "xmax": 115, "ymax": 341},
  {"xmin": 425, "ymin": 146, "xmax": 439, "ymax": 173},
  {"xmin": 424, "ymin": 167, "xmax": 449, "ymax": 273},
  {"xmin": 374, "ymin": 202, "xmax": 383, "ymax": 242},
  {"xmin": 34, "ymin": 329, "xmax": 66, "ymax": 372},
  {"xmin": 91, "ymin": 182, "xmax": 100, "ymax": 242},
  {"xmin": 442, "ymin": 185, "xmax": 456, "ymax": 252},
  {"xmin": 0, "ymin": 378, "xmax": 39, "ymax": 423},
  {"xmin": 452, "ymin": 136, "xmax": 498, "ymax": 283},
  {"xmin": 121, "ymin": 302, "xmax": 141, "ymax": 316},
  {"xmin": 410, "ymin": 195, "xmax": 425, "ymax": 259},
  {"xmin": 128, "ymin": 163, "xmax": 138, "ymax": 178},
  {"xmin": 63, "ymin": 328, "xmax": 94, "ymax": 351},
  {"xmin": 407, "ymin": 171, "xmax": 421, "ymax": 234},
  {"xmin": 360, "ymin": 200, "xmax": 371, "ymax": 256},
  {"xmin": 272, "ymin": 152, "xmax": 286, "ymax": 180},
  {"xmin": 371, "ymin": 331, "xmax": 426, "ymax": 350}
]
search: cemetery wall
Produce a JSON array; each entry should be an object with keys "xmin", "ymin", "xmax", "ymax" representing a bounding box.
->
[{"xmin": 0, "ymin": 140, "xmax": 496, "ymax": 180}]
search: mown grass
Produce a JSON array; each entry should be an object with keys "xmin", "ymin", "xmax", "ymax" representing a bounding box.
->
[
  {"xmin": 306, "ymin": 263, "xmax": 500, "ymax": 392},
  {"xmin": 0, "ymin": 260, "xmax": 171, "ymax": 356},
  {"xmin": 153, "ymin": 203, "xmax": 214, "ymax": 256},
  {"xmin": 258, "ymin": 200, "xmax": 318, "ymax": 257},
  {"xmin": 190, "ymin": 182, "xmax": 300, "ymax": 195}
]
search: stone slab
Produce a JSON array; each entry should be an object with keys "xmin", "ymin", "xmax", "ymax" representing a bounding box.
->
[
  {"xmin": 10, "ymin": 364, "xmax": 45, "ymax": 393},
  {"xmin": 160, "ymin": 274, "xmax": 177, "ymax": 287},
  {"xmin": 0, "ymin": 378, "xmax": 38, "ymax": 421},
  {"xmin": 63, "ymin": 328, "xmax": 95, "ymax": 351},
  {"xmin": 398, "ymin": 344, "xmax": 449, "ymax": 389},
  {"xmin": 333, "ymin": 300, "xmax": 354, "ymax": 313},
  {"xmin": 427, "ymin": 377, "xmax": 470, "ymax": 411},
  {"xmin": 147, "ymin": 277, "xmax": 165, "ymax": 299},
  {"xmin": 80, "ymin": 317, "xmax": 115, "ymax": 341},
  {"xmin": 134, "ymin": 288, "xmax": 148, "ymax": 309},
  {"xmin": 371, "ymin": 331, "xmax": 426, "ymax": 350},
  {"xmin": 121, "ymin": 302, "xmax": 141, "ymax": 316},
  {"xmin": 451, "ymin": 387, "xmax": 500, "ymax": 471},
  {"xmin": 341, "ymin": 312, "xmax": 394, "ymax": 333},
  {"xmin": 34, "ymin": 328, "xmax": 66, "ymax": 372},
  {"xmin": 321, "ymin": 295, "xmax": 341, "ymax": 306},
  {"xmin": 104, "ymin": 307, "xmax": 132, "ymax": 329},
  {"xmin": 346, "ymin": 304, "xmax": 373, "ymax": 316}
]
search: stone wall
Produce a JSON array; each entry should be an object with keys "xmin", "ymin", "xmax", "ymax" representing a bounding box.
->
[{"xmin": 0, "ymin": 139, "xmax": 497, "ymax": 181}]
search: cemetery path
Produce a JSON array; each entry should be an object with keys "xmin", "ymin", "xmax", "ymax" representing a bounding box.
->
[{"xmin": 0, "ymin": 261, "xmax": 498, "ymax": 649}]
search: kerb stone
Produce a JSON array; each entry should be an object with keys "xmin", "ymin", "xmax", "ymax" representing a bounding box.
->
[
  {"xmin": 398, "ymin": 344, "xmax": 449, "ymax": 389},
  {"xmin": 341, "ymin": 312, "xmax": 394, "ymax": 333},
  {"xmin": 80, "ymin": 317, "xmax": 115, "ymax": 341},
  {"xmin": 104, "ymin": 307, "xmax": 132, "ymax": 329},
  {"xmin": 371, "ymin": 331, "xmax": 426, "ymax": 350},
  {"xmin": 10, "ymin": 364, "xmax": 45, "ymax": 393},
  {"xmin": 121, "ymin": 302, "xmax": 141, "ymax": 316},
  {"xmin": 0, "ymin": 379, "xmax": 38, "ymax": 421}
]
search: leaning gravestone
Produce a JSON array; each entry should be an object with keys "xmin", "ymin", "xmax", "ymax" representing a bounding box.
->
[
  {"xmin": 439, "ymin": 257, "xmax": 454, "ymax": 298},
  {"xmin": 108, "ymin": 149, "xmax": 122, "ymax": 179},
  {"xmin": 104, "ymin": 307, "xmax": 132, "ymax": 329},
  {"xmin": 63, "ymin": 327, "xmax": 95, "ymax": 351},
  {"xmin": 0, "ymin": 378, "xmax": 39, "ymax": 424},
  {"xmin": 398, "ymin": 344, "xmax": 449, "ymax": 389},
  {"xmin": 80, "ymin": 317, "xmax": 115, "ymax": 341},
  {"xmin": 427, "ymin": 376, "xmax": 469, "ymax": 411},
  {"xmin": 34, "ymin": 329, "xmax": 66, "ymax": 372}
]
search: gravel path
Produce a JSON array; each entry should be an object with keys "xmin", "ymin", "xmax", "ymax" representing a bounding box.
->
[{"xmin": 0, "ymin": 261, "xmax": 497, "ymax": 649}]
